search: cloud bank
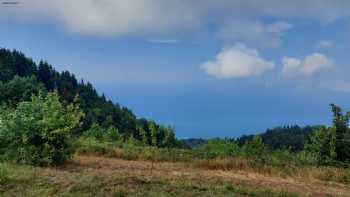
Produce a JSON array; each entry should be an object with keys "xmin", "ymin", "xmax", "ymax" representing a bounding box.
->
[
  {"xmin": 200, "ymin": 44, "xmax": 274, "ymax": 79},
  {"xmin": 1, "ymin": 0, "xmax": 350, "ymax": 37}
]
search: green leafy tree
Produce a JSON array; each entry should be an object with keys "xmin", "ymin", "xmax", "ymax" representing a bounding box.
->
[
  {"xmin": 149, "ymin": 121, "xmax": 158, "ymax": 146},
  {"xmin": 307, "ymin": 104, "xmax": 350, "ymax": 164},
  {"xmin": 0, "ymin": 76, "xmax": 45, "ymax": 106},
  {"xmin": 330, "ymin": 104, "xmax": 350, "ymax": 162},
  {"xmin": 307, "ymin": 126, "xmax": 336, "ymax": 164},
  {"xmin": 137, "ymin": 124, "xmax": 149, "ymax": 145},
  {"xmin": 242, "ymin": 136, "xmax": 267, "ymax": 161},
  {"xmin": 161, "ymin": 127, "xmax": 176, "ymax": 148},
  {"xmin": 104, "ymin": 126, "xmax": 120, "ymax": 142},
  {"xmin": 85, "ymin": 123, "xmax": 105, "ymax": 140},
  {"xmin": 0, "ymin": 92, "xmax": 84, "ymax": 166}
]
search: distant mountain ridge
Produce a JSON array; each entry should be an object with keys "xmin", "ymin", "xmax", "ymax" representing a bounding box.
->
[{"xmin": 181, "ymin": 125, "xmax": 318, "ymax": 151}]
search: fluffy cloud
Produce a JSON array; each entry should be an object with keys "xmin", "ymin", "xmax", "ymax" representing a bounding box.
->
[
  {"xmin": 200, "ymin": 44, "xmax": 275, "ymax": 79},
  {"xmin": 1, "ymin": 0, "xmax": 350, "ymax": 37},
  {"xmin": 218, "ymin": 21, "xmax": 292, "ymax": 48},
  {"xmin": 282, "ymin": 53, "xmax": 334, "ymax": 76}
]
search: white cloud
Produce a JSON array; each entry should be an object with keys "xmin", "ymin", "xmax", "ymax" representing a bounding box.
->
[
  {"xmin": 1, "ymin": 0, "xmax": 350, "ymax": 37},
  {"xmin": 218, "ymin": 21, "xmax": 292, "ymax": 48},
  {"xmin": 319, "ymin": 40, "xmax": 334, "ymax": 48},
  {"xmin": 282, "ymin": 53, "xmax": 334, "ymax": 76},
  {"xmin": 200, "ymin": 44, "xmax": 275, "ymax": 79},
  {"xmin": 0, "ymin": 0, "xmax": 201, "ymax": 37}
]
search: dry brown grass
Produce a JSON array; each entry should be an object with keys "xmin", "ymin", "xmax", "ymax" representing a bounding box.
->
[
  {"xmin": 67, "ymin": 155, "xmax": 350, "ymax": 197},
  {"xmin": 78, "ymin": 148, "xmax": 350, "ymax": 186}
]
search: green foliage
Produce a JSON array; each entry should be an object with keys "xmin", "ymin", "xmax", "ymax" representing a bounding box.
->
[
  {"xmin": 84, "ymin": 123, "xmax": 122, "ymax": 144},
  {"xmin": 0, "ymin": 92, "xmax": 84, "ymax": 166},
  {"xmin": 237, "ymin": 125, "xmax": 316, "ymax": 151},
  {"xmin": 105, "ymin": 126, "xmax": 120, "ymax": 142},
  {"xmin": 0, "ymin": 48, "xmax": 180, "ymax": 148},
  {"xmin": 179, "ymin": 138, "xmax": 208, "ymax": 149},
  {"xmin": 159, "ymin": 126, "xmax": 176, "ymax": 148},
  {"xmin": 197, "ymin": 139, "xmax": 239, "ymax": 159},
  {"xmin": 0, "ymin": 49, "xmax": 36, "ymax": 81},
  {"xmin": 330, "ymin": 104, "xmax": 350, "ymax": 162},
  {"xmin": 307, "ymin": 127, "xmax": 337, "ymax": 165},
  {"xmin": 149, "ymin": 121, "xmax": 158, "ymax": 146},
  {"xmin": 240, "ymin": 136, "xmax": 269, "ymax": 166},
  {"xmin": 76, "ymin": 137, "xmax": 118, "ymax": 156},
  {"xmin": 0, "ymin": 163, "xmax": 9, "ymax": 184},
  {"xmin": 0, "ymin": 76, "xmax": 45, "ymax": 106},
  {"xmin": 242, "ymin": 136, "xmax": 267, "ymax": 158},
  {"xmin": 85, "ymin": 123, "xmax": 105, "ymax": 140},
  {"xmin": 307, "ymin": 104, "xmax": 350, "ymax": 165},
  {"xmin": 294, "ymin": 150, "xmax": 318, "ymax": 166}
]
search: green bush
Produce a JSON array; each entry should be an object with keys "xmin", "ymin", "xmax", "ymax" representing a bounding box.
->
[
  {"xmin": 84, "ymin": 123, "xmax": 120, "ymax": 143},
  {"xmin": 0, "ymin": 92, "xmax": 84, "ymax": 166},
  {"xmin": 196, "ymin": 139, "xmax": 239, "ymax": 159},
  {"xmin": 85, "ymin": 123, "xmax": 105, "ymax": 140},
  {"xmin": 242, "ymin": 136, "xmax": 268, "ymax": 164},
  {"xmin": 76, "ymin": 137, "xmax": 115, "ymax": 156},
  {"xmin": 306, "ymin": 127, "xmax": 337, "ymax": 165},
  {"xmin": 295, "ymin": 150, "xmax": 318, "ymax": 166}
]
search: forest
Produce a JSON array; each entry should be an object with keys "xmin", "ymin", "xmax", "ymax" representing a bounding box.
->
[{"xmin": 0, "ymin": 48, "xmax": 179, "ymax": 150}]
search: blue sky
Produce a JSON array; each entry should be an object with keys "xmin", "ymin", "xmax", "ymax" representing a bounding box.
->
[{"xmin": 1, "ymin": 1, "xmax": 350, "ymax": 138}]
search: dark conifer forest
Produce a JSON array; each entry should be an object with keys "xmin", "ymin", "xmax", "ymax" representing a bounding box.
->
[{"xmin": 0, "ymin": 48, "xmax": 177, "ymax": 148}]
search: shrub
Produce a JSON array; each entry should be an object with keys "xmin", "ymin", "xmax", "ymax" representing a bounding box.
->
[
  {"xmin": 295, "ymin": 150, "xmax": 318, "ymax": 166},
  {"xmin": 0, "ymin": 92, "xmax": 84, "ymax": 166},
  {"xmin": 196, "ymin": 139, "xmax": 239, "ymax": 159},
  {"xmin": 84, "ymin": 123, "xmax": 120, "ymax": 143},
  {"xmin": 85, "ymin": 123, "xmax": 105, "ymax": 140},
  {"xmin": 242, "ymin": 136, "xmax": 268, "ymax": 164},
  {"xmin": 105, "ymin": 126, "xmax": 120, "ymax": 142},
  {"xmin": 75, "ymin": 137, "xmax": 116, "ymax": 156},
  {"xmin": 306, "ymin": 127, "xmax": 337, "ymax": 165}
]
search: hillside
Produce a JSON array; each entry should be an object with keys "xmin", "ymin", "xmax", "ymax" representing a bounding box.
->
[{"xmin": 0, "ymin": 48, "xmax": 178, "ymax": 148}]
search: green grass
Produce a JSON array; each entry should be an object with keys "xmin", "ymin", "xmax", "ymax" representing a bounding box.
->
[{"xmin": 0, "ymin": 161, "xmax": 301, "ymax": 197}]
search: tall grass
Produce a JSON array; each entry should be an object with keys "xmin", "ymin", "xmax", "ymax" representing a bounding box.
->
[
  {"xmin": 74, "ymin": 136, "xmax": 350, "ymax": 184},
  {"xmin": 0, "ymin": 161, "xmax": 302, "ymax": 197},
  {"xmin": 0, "ymin": 163, "xmax": 9, "ymax": 184}
]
